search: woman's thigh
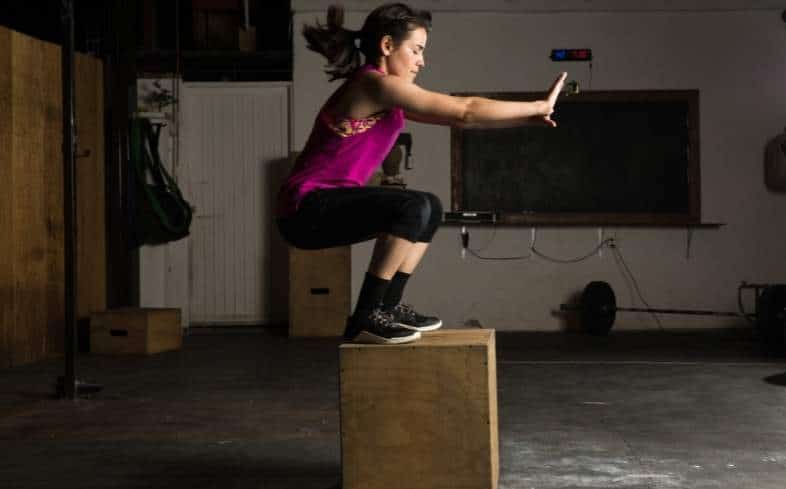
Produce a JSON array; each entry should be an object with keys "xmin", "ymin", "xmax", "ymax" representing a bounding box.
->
[{"xmin": 277, "ymin": 186, "xmax": 428, "ymax": 249}]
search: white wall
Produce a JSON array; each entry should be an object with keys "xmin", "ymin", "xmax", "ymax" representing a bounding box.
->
[
  {"xmin": 292, "ymin": 1, "xmax": 786, "ymax": 330},
  {"xmin": 136, "ymin": 78, "xmax": 190, "ymax": 327}
]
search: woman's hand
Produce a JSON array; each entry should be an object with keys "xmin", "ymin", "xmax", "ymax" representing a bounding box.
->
[
  {"xmin": 381, "ymin": 70, "xmax": 569, "ymax": 129},
  {"xmin": 535, "ymin": 72, "xmax": 568, "ymax": 127}
]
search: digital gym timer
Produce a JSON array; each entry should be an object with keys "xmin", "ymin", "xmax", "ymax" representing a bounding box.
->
[{"xmin": 550, "ymin": 49, "xmax": 592, "ymax": 62}]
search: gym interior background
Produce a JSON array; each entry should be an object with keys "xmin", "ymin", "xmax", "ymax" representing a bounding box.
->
[{"xmin": 1, "ymin": 1, "xmax": 786, "ymax": 488}]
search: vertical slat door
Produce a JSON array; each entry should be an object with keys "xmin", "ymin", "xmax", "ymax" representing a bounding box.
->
[{"xmin": 181, "ymin": 83, "xmax": 289, "ymax": 325}]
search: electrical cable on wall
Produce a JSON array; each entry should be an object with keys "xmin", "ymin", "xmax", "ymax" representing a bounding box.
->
[
  {"xmin": 471, "ymin": 226, "xmax": 497, "ymax": 253},
  {"xmin": 530, "ymin": 227, "xmax": 613, "ymax": 263},
  {"xmin": 610, "ymin": 243, "xmax": 664, "ymax": 331},
  {"xmin": 588, "ymin": 60, "xmax": 593, "ymax": 90},
  {"xmin": 531, "ymin": 239, "xmax": 613, "ymax": 264},
  {"xmin": 460, "ymin": 226, "xmax": 530, "ymax": 261},
  {"xmin": 458, "ymin": 225, "xmax": 666, "ymax": 331},
  {"xmin": 459, "ymin": 226, "xmax": 613, "ymax": 263}
]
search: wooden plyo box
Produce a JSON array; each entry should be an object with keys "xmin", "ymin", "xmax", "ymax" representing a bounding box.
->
[
  {"xmin": 90, "ymin": 308, "xmax": 182, "ymax": 355},
  {"xmin": 289, "ymin": 245, "xmax": 351, "ymax": 337},
  {"xmin": 339, "ymin": 329, "xmax": 499, "ymax": 489}
]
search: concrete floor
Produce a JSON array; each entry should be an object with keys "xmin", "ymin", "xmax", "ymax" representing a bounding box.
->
[{"xmin": 2, "ymin": 327, "xmax": 786, "ymax": 489}]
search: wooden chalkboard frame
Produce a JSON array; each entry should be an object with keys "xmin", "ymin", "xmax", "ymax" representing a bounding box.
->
[{"xmin": 451, "ymin": 90, "xmax": 701, "ymax": 225}]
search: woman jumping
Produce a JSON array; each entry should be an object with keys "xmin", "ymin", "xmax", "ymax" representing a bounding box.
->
[{"xmin": 277, "ymin": 3, "xmax": 567, "ymax": 344}]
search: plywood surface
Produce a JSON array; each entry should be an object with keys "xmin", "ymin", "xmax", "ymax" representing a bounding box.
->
[
  {"xmin": 289, "ymin": 245, "xmax": 351, "ymax": 337},
  {"xmin": 0, "ymin": 26, "xmax": 104, "ymax": 367},
  {"xmin": 340, "ymin": 328, "xmax": 499, "ymax": 489}
]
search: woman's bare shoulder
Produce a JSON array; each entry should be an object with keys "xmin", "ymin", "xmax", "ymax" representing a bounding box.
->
[{"xmin": 329, "ymin": 71, "xmax": 388, "ymax": 119}]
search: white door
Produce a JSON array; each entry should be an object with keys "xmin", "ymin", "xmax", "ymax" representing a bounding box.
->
[{"xmin": 181, "ymin": 82, "xmax": 290, "ymax": 325}]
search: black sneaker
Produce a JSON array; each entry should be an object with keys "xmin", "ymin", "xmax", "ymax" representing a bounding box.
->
[
  {"xmin": 387, "ymin": 304, "xmax": 442, "ymax": 332},
  {"xmin": 343, "ymin": 308, "xmax": 421, "ymax": 345}
]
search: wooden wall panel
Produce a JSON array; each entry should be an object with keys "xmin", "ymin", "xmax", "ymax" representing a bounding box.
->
[
  {"xmin": 9, "ymin": 29, "xmax": 57, "ymax": 366},
  {"xmin": 74, "ymin": 54, "xmax": 106, "ymax": 328},
  {"xmin": 0, "ymin": 26, "xmax": 105, "ymax": 368},
  {"xmin": 43, "ymin": 40, "xmax": 65, "ymax": 360},
  {"xmin": 0, "ymin": 27, "xmax": 13, "ymax": 368}
]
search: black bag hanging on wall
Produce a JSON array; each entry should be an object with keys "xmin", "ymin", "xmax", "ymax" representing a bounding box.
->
[{"xmin": 130, "ymin": 118, "xmax": 193, "ymax": 246}]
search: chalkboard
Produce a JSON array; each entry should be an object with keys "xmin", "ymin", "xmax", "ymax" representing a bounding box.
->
[{"xmin": 451, "ymin": 90, "xmax": 700, "ymax": 225}]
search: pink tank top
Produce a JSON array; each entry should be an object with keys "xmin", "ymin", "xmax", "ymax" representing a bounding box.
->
[{"xmin": 277, "ymin": 64, "xmax": 405, "ymax": 217}]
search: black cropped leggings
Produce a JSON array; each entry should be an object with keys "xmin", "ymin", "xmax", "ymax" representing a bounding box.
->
[{"xmin": 276, "ymin": 186, "xmax": 443, "ymax": 250}]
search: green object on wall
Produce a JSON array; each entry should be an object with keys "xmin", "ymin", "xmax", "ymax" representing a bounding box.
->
[{"xmin": 130, "ymin": 118, "xmax": 193, "ymax": 246}]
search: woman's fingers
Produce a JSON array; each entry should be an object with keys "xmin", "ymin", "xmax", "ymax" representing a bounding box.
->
[
  {"xmin": 541, "ymin": 72, "xmax": 567, "ymax": 123},
  {"xmin": 547, "ymin": 72, "xmax": 568, "ymax": 103},
  {"xmin": 551, "ymin": 72, "xmax": 567, "ymax": 91},
  {"xmin": 537, "ymin": 114, "xmax": 557, "ymax": 127}
]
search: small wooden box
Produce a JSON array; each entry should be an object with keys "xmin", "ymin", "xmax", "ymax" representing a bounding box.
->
[
  {"xmin": 289, "ymin": 245, "xmax": 351, "ymax": 337},
  {"xmin": 339, "ymin": 329, "xmax": 499, "ymax": 489},
  {"xmin": 90, "ymin": 308, "xmax": 182, "ymax": 355}
]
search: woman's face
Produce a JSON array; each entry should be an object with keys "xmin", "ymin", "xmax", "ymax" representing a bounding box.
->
[{"xmin": 382, "ymin": 27, "xmax": 427, "ymax": 82}]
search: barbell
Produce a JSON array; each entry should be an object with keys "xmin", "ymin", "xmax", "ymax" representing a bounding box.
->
[{"xmin": 560, "ymin": 281, "xmax": 786, "ymax": 354}]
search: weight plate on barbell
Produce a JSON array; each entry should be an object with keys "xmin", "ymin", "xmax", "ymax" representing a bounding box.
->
[
  {"xmin": 581, "ymin": 281, "xmax": 616, "ymax": 336},
  {"xmin": 756, "ymin": 285, "xmax": 786, "ymax": 356}
]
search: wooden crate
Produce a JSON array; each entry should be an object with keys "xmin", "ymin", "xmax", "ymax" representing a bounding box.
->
[
  {"xmin": 289, "ymin": 245, "xmax": 351, "ymax": 337},
  {"xmin": 90, "ymin": 308, "xmax": 182, "ymax": 355},
  {"xmin": 340, "ymin": 329, "xmax": 499, "ymax": 489}
]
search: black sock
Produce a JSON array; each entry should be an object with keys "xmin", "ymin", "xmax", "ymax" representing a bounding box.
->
[
  {"xmin": 353, "ymin": 273, "xmax": 390, "ymax": 319},
  {"xmin": 382, "ymin": 271, "xmax": 411, "ymax": 310}
]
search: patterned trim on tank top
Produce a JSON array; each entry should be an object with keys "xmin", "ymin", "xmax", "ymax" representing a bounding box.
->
[{"xmin": 326, "ymin": 112, "xmax": 385, "ymax": 138}]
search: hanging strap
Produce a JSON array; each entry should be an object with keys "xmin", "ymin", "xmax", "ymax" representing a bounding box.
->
[{"xmin": 133, "ymin": 118, "xmax": 192, "ymax": 235}]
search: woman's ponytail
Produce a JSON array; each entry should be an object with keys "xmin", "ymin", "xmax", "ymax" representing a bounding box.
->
[
  {"xmin": 302, "ymin": 5, "xmax": 362, "ymax": 81},
  {"xmin": 303, "ymin": 3, "xmax": 433, "ymax": 81}
]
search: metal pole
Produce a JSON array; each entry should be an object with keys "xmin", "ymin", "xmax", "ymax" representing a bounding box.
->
[
  {"xmin": 614, "ymin": 307, "xmax": 744, "ymax": 318},
  {"xmin": 61, "ymin": 0, "xmax": 78, "ymax": 400},
  {"xmin": 561, "ymin": 303, "xmax": 754, "ymax": 318}
]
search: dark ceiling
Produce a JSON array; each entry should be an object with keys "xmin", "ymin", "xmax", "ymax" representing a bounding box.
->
[{"xmin": 0, "ymin": 0, "xmax": 292, "ymax": 81}]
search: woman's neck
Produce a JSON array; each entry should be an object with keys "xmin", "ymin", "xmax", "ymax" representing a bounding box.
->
[{"xmin": 367, "ymin": 59, "xmax": 386, "ymax": 74}]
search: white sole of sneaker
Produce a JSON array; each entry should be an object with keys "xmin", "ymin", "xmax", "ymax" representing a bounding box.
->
[
  {"xmin": 354, "ymin": 330, "xmax": 421, "ymax": 344},
  {"xmin": 395, "ymin": 320, "xmax": 442, "ymax": 332}
]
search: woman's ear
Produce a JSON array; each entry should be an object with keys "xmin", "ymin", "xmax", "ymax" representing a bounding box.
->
[{"xmin": 379, "ymin": 35, "xmax": 394, "ymax": 56}]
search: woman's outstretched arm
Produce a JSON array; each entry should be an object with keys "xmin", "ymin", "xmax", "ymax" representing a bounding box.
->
[{"xmin": 370, "ymin": 72, "xmax": 567, "ymax": 129}]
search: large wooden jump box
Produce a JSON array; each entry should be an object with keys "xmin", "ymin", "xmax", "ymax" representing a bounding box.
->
[
  {"xmin": 90, "ymin": 308, "xmax": 182, "ymax": 355},
  {"xmin": 289, "ymin": 245, "xmax": 350, "ymax": 337},
  {"xmin": 339, "ymin": 329, "xmax": 499, "ymax": 489}
]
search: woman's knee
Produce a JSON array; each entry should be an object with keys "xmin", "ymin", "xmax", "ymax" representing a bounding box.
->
[
  {"xmin": 422, "ymin": 192, "xmax": 443, "ymax": 224},
  {"xmin": 409, "ymin": 193, "xmax": 433, "ymax": 236},
  {"xmin": 389, "ymin": 192, "xmax": 431, "ymax": 241},
  {"xmin": 419, "ymin": 192, "xmax": 443, "ymax": 241}
]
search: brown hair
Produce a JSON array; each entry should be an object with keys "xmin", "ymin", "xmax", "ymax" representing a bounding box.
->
[{"xmin": 303, "ymin": 3, "xmax": 432, "ymax": 81}]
